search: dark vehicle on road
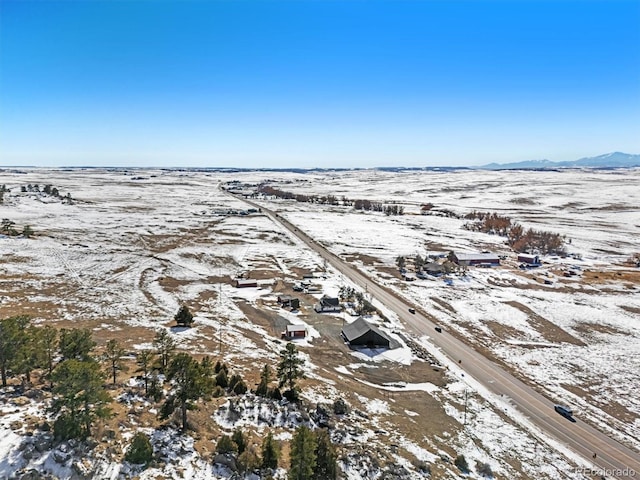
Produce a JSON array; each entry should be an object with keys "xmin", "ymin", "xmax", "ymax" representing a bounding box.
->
[
  {"xmin": 554, "ymin": 405, "xmax": 575, "ymax": 421},
  {"xmin": 408, "ymin": 308, "xmax": 416, "ymax": 314},
  {"xmin": 435, "ymin": 326, "xmax": 442, "ymax": 333}
]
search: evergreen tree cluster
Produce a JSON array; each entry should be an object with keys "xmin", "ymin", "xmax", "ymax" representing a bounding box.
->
[
  {"xmin": 1, "ymin": 218, "xmax": 34, "ymax": 238},
  {"xmin": 20, "ymin": 183, "xmax": 72, "ymax": 203},
  {"xmin": 337, "ymin": 287, "xmax": 376, "ymax": 316},
  {"xmin": 1, "ymin": 314, "xmax": 340, "ymax": 477},
  {"xmin": 289, "ymin": 426, "xmax": 339, "ymax": 480},
  {"xmin": 0, "ymin": 318, "xmax": 115, "ymax": 440},
  {"xmin": 256, "ymin": 184, "xmax": 404, "ymax": 215}
]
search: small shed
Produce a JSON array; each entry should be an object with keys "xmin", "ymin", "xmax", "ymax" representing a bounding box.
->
[
  {"xmin": 235, "ymin": 278, "xmax": 258, "ymax": 288},
  {"xmin": 278, "ymin": 295, "xmax": 300, "ymax": 309},
  {"xmin": 277, "ymin": 294, "xmax": 293, "ymax": 304},
  {"xmin": 342, "ymin": 317, "xmax": 393, "ymax": 349},
  {"xmin": 282, "ymin": 324, "xmax": 307, "ymax": 339}
]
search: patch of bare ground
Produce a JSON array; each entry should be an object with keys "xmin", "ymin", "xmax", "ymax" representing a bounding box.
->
[
  {"xmin": 620, "ymin": 305, "xmax": 640, "ymax": 315},
  {"xmin": 503, "ymin": 301, "xmax": 586, "ymax": 346},
  {"xmin": 553, "ymin": 201, "xmax": 586, "ymax": 210},
  {"xmin": 510, "ymin": 197, "xmax": 536, "ymax": 205},
  {"xmin": 430, "ymin": 296, "xmax": 456, "ymax": 314},
  {"xmin": 582, "ymin": 269, "xmax": 640, "ymax": 285},
  {"xmin": 485, "ymin": 320, "xmax": 530, "ymax": 342},
  {"xmin": 378, "ymin": 266, "xmax": 402, "ymax": 279},
  {"xmin": 246, "ymin": 267, "xmax": 280, "ymax": 280},
  {"xmin": 235, "ymin": 301, "xmax": 283, "ymax": 339},
  {"xmin": 572, "ymin": 321, "xmax": 628, "ymax": 337},
  {"xmin": 0, "ymin": 254, "xmax": 32, "ymax": 263},
  {"xmin": 424, "ymin": 241, "xmax": 452, "ymax": 253},
  {"xmin": 457, "ymin": 321, "xmax": 494, "ymax": 346},
  {"xmin": 138, "ymin": 234, "xmax": 194, "ymax": 254},
  {"xmin": 0, "ymin": 278, "xmax": 88, "ymax": 318},
  {"xmin": 343, "ymin": 253, "xmax": 380, "ymax": 266}
]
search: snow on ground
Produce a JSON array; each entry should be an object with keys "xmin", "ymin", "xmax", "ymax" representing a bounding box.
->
[
  {"xmin": 252, "ymin": 168, "xmax": 640, "ymax": 450},
  {"xmin": 2, "ymin": 167, "xmax": 639, "ymax": 479}
]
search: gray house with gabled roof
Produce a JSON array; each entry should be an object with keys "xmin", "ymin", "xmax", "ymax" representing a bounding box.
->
[{"xmin": 341, "ymin": 317, "xmax": 398, "ymax": 349}]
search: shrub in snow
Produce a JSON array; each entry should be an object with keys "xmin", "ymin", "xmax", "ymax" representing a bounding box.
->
[
  {"xmin": 333, "ymin": 398, "xmax": 349, "ymax": 415},
  {"xmin": 283, "ymin": 388, "xmax": 299, "ymax": 402},
  {"xmin": 476, "ymin": 461, "xmax": 494, "ymax": 478},
  {"xmin": 174, "ymin": 305, "xmax": 194, "ymax": 327},
  {"xmin": 232, "ymin": 428, "xmax": 247, "ymax": 454},
  {"xmin": 412, "ymin": 459, "xmax": 431, "ymax": 475},
  {"xmin": 454, "ymin": 454, "xmax": 470, "ymax": 473},
  {"xmin": 216, "ymin": 435, "xmax": 238, "ymax": 454},
  {"xmin": 216, "ymin": 369, "xmax": 229, "ymax": 388},
  {"xmin": 237, "ymin": 446, "xmax": 261, "ymax": 474},
  {"xmin": 125, "ymin": 432, "xmax": 154, "ymax": 466},
  {"xmin": 53, "ymin": 414, "xmax": 82, "ymax": 440},
  {"xmin": 270, "ymin": 387, "xmax": 282, "ymax": 400}
]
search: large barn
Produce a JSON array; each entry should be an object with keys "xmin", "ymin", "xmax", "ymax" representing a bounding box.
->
[
  {"xmin": 341, "ymin": 317, "xmax": 394, "ymax": 349},
  {"xmin": 453, "ymin": 252, "xmax": 500, "ymax": 267}
]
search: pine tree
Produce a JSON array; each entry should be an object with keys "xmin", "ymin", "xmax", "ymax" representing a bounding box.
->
[
  {"xmin": 104, "ymin": 339, "xmax": 128, "ymax": 385},
  {"xmin": 216, "ymin": 368, "xmax": 229, "ymax": 388},
  {"xmin": 1, "ymin": 218, "xmax": 16, "ymax": 235},
  {"xmin": 237, "ymin": 445, "xmax": 261, "ymax": 474},
  {"xmin": 174, "ymin": 304, "xmax": 194, "ymax": 327},
  {"xmin": 216, "ymin": 435, "xmax": 237, "ymax": 454},
  {"xmin": 0, "ymin": 315, "xmax": 31, "ymax": 387},
  {"xmin": 51, "ymin": 359, "xmax": 112, "ymax": 439},
  {"xmin": 232, "ymin": 428, "xmax": 247, "ymax": 454},
  {"xmin": 59, "ymin": 328, "xmax": 96, "ymax": 362},
  {"xmin": 40, "ymin": 325, "xmax": 59, "ymax": 388},
  {"xmin": 15, "ymin": 325, "xmax": 44, "ymax": 386},
  {"xmin": 22, "ymin": 225, "xmax": 34, "ymax": 238},
  {"xmin": 261, "ymin": 432, "xmax": 279, "ymax": 470},
  {"xmin": 125, "ymin": 432, "xmax": 154, "ymax": 466},
  {"xmin": 277, "ymin": 342, "xmax": 305, "ymax": 400},
  {"xmin": 153, "ymin": 329, "xmax": 176, "ymax": 374},
  {"xmin": 255, "ymin": 364, "xmax": 272, "ymax": 397},
  {"xmin": 313, "ymin": 429, "xmax": 338, "ymax": 480},
  {"xmin": 160, "ymin": 353, "xmax": 214, "ymax": 431},
  {"xmin": 289, "ymin": 425, "xmax": 317, "ymax": 480},
  {"xmin": 455, "ymin": 454, "xmax": 470, "ymax": 473},
  {"xmin": 135, "ymin": 350, "xmax": 156, "ymax": 395}
]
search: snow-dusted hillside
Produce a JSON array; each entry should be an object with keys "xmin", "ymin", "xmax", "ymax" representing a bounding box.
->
[{"xmin": 1, "ymin": 167, "xmax": 638, "ymax": 480}]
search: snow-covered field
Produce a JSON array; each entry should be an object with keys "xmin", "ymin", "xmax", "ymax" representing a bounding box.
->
[{"xmin": 1, "ymin": 167, "xmax": 638, "ymax": 479}]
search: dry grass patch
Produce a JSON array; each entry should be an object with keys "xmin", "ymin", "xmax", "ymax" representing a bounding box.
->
[
  {"xmin": 504, "ymin": 301, "xmax": 585, "ymax": 346},
  {"xmin": 582, "ymin": 269, "xmax": 640, "ymax": 285}
]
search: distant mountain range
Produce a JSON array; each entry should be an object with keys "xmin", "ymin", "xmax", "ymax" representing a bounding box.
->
[{"xmin": 479, "ymin": 152, "xmax": 640, "ymax": 170}]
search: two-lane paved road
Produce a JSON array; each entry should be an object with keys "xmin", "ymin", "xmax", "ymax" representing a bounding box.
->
[{"xmin": 228, "ymin": 191, "xmax": 639, "ymax": 478}]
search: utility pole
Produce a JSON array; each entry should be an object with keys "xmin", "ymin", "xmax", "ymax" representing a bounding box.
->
[{"xmin": 463, "ymin": 389, "xmax": 469, "ymax": 428}]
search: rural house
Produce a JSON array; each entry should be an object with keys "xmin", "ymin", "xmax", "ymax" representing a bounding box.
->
[
  {"xmin": 341, "ymin": 317, "xmax": 396, "ymax": 349},
  {"xmin": 314, "ymin": 295, "xmax": 341, "ymax": 313},
  {"xmin": 423, "ymin": 262, "xmax": 445, "ymax": 275}
]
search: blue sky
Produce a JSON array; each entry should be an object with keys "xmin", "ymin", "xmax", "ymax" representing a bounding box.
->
[{"xmin": 1, "ymin": 0, "xmax": 639, "ymax": 168}]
